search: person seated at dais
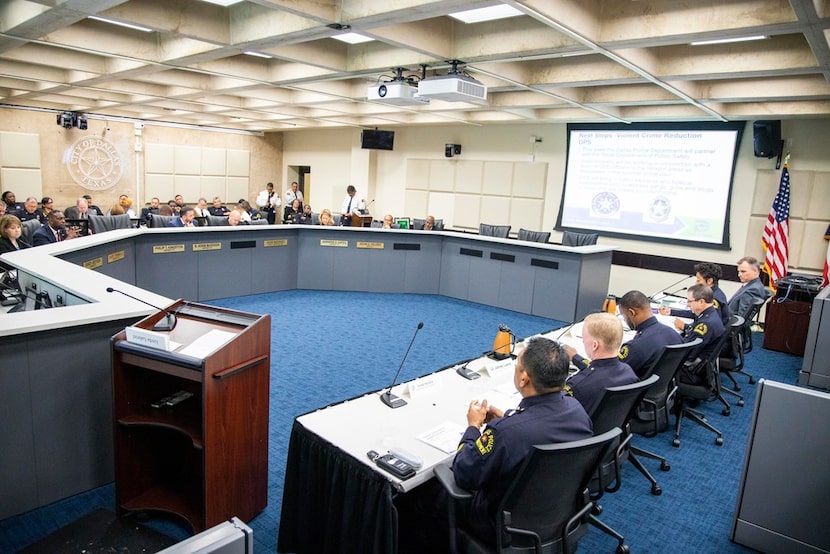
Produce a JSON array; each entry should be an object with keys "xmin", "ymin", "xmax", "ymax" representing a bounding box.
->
[
  {"xmin": 678, "ymin": 283, "xmax": 725, "ymax": 385},
  {"xmin": 659, "ymin": 262, "xmax": 730, "ymax": 326},
  {"xmin": 0, "ymin": 214, "xmax": 32, "ymax": 254},
  {"xmin": 208, "ymin": 197, "xmax": 230, "ymax": 217},
  {"xmin": 168, "ymin": 206, "xmax": 196, "ymax": 228},
  {"xmin": 382, "ymin": 214, "xmax": 394, "ymax": 229},
  {"xmin": 618, "ymin": 290, "xmax": 682, "ymax": 377},
  {"xmin": 423, "ymin": 215, "xmax": 436, "ymax": 231},
  {"xmin": 297, "ymin": 204, "xmax": 314, "ymax": 225},
  {"xmin": 318, "ymin": 208, "xmax": 334, "ymax": 226},
  {"xmin": 728, "ymin": 256, "xmax": 769, "ymax": 317},
  {"xmin": 283, "ymin": 198, "xmax": 302, "ymax": 224},
  {"xmin": 564, "ymin": 312, "xmax": 638, "ymax": 414},
  {"xmin": 17, "ymin": 197, "xmax": 39, "ymax": 223}
]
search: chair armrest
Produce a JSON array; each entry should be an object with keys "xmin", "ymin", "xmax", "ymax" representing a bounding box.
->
[{"xmin": 434, "ymin": 463, "xmax": 473, "ymax": 501}]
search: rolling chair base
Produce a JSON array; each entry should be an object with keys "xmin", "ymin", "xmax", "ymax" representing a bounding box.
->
[{"xmin": 673, "ymin": 406, "xmax": 724, "ymax": 447}]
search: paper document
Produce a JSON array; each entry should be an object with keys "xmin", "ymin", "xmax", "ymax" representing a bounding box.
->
[
  {"xmin": 177, "ymin": 329, "xmax": 236, "ymax": 359},
  {"xmin": 417, "ymin": 421, "xmax": 466, "ymax": 454}
]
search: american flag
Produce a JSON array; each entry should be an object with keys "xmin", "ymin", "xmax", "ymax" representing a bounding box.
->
[{"xmin": 762, "ymin": 166, "xmax": 790, "ymax": 289}]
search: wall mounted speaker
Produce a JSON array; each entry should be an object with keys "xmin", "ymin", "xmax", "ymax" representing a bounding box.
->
[
  {"xmin": 753, "ymin": 120, "xmax": 781, "ymax": 158},
  {"xmin": 445, "ymin": 144, "xmax": 462, "ymax": 158}
]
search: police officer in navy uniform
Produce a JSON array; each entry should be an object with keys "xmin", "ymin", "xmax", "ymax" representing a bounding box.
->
[
  {"xmin": 451, "ymin": 337, "xmax": 593, "ymax": 542},
  {"xmin": 618, "ymin": 290, "xmax": 683, "ymax": 377},
  {"xmin": 678, "ymin": 283, "xmax": 725, "ymax": 385},
  {"xmin": 563, "ymin": 312, "xmax": 638, "ymax": 414},
  {"xmin": 660, "ymin": 262, "xmax": 731, "ymax": 326}
]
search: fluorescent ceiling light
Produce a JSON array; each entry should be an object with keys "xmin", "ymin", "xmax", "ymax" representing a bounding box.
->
[
  {"xmin": 88, "ymin": 16, "xmax": 152, "ymax": 33},
  {"xmin": 690, "ymin": 35, "xmax": 767, "ymax": 46},
  {"xmin": 449, "ymin": 5, "xmax": 523, "ymax": 24},
  {"xmin": 197, "ymin": 0, "xmax": 244, "ymax": 6},
  {"xmin": 332, "ymin": 32, "xmax": 374, "ymax": 44},
  {"xmin": 244, "ymin": 51, "xmax": 273, "ymax": 59}
]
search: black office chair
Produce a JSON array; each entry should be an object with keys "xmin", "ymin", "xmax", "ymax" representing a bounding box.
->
[
  {"xmin": 479, "ymin": 223, "xmax": 511, "ymax": 238},
  {"xmin": 206, "ymin": 215, "xmax": 229, "ymax": 226},
  {"xmin": 87, "ymin": 214, "xmax": 132, "ymax": 234},
  {"xmin": 411, "ymin": 218, "xmax": 425, "ymax": 230},
  {"xmin": 741, "ymin": 292, "xmax": 771, "ymax": 355},
  {"xmin": 21, "ymin": 218, "xmax": 42, "ymax": 246},
  {"xmin": 561, "ymin": 231, "xmax": 598, "ymax": 246},
  {"xmin": 720, "ymin": 296, "xmax": 767, "ymax": 390},
  {"xmin": 148, "ymin": 214, "xmax": 176, "ymax": 228},
  {"xmin": 517, "ymin": 229, "xmax": 551, "ymax": 243},
  {"xmin": 673, "ymin": 316, "xmax": 744, "ymax": 447},
  {"xmin": 434, "ymin": 428, "xmax": 624, "ymax": 554}
]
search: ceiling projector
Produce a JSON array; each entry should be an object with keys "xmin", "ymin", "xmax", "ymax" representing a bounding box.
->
[
  {"xmin": 417, "ymin": 74, "xmax": 487, "ymax": 102},
  {"xmin": 367, "ymin": 82, "xmax": 429, "ymax": 105}
]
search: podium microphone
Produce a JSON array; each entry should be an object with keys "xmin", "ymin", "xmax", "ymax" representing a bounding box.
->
[
  {"xmin": 648, "ymin": 275, "xmax": 693, "ymax": 301},
  {"xmin": 106, "ymin": 287, "xmax": 177, "ymax": 331},
  {"xmin": 380, "ymin": 322, "xmax": 424, "ymax": 409}
]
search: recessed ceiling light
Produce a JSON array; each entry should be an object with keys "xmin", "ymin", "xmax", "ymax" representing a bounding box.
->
[
  {"xmin": 690, "ymin": 35, "xmax": 767, "ymax": 46},
  {"xmin": 87, "ymin": 16, "xmax": 152, "ymax": 33},
  {"xmin": 244, "ymin": 51, "xmax": 273, "ymax": 59},
  {"xmin": 332, "ymin": 32, "xmax": 374, "ymax": 44},
  {"xmin": 197, "ymin": 0, "xmax": 244, "ymax": 6},
  {"xmin": 449, "ymin": 5, "xmax": 523, "ymax": 24}
]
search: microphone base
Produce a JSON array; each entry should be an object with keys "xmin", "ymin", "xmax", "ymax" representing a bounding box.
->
[
  {"xmin": 486, "ymin": 352, "xmax": 516, "ymax": 361},
  {"xmin": 152, "ymin": 314, "xmax": 177, "ymax": 332},
  {"xmin": 380, "ymin": 392, "xmax": 407, "ymax": 409}
]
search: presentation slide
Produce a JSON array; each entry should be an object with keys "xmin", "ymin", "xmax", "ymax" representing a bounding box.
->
[{"xmin": 557, "ymin": 122, "xmax": 745, "ymax": 249}]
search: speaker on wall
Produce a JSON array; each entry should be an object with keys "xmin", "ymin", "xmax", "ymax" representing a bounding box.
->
[
  {"xmin": 753, "ymin": 120, "xmax": 781, "ymax": 159},
  {"xmin": 445, "ymin": 144, "xmax": 462, "ymax": 158}
]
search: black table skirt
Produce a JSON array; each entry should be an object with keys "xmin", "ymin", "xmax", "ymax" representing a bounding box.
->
[{"xmin": 277, "ymin": 419, "xmax": 398, "ymax": 554}]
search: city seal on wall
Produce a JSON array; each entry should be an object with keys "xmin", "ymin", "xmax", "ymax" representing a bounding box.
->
[{"xmin": 65, "ymin": 135, "xmax": 123, "ymax": 191}]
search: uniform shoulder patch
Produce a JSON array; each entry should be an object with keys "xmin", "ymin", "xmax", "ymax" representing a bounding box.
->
[
  {"xmin": 564, "ymin": 384, "xmax": 574, "ymax": 397},
  {"xmin": 619, "ymin": 345, "xmax": 630, "ymax": 360},
  {"xmin": 476, "ymin": 428, "xmax": 495, "ymax": 456},
  {"xmin": 693, "ymin": 323, "xmax": 708, "ymax": 336}
]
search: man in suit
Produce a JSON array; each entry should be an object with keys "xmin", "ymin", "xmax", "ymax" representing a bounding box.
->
[
  {"xmin": 660, "ymin": 262, "xmax": 731, "ymax": 325},
  {"xmin": 168, "ymin": 206, "xmax": 196, "ymax": 227},
  {"xmin": 728, "ymin": 256, "xmax": 769, "ymax": 318},
  {"xmin": 64, "ymin": 197, "xmax": 92, "ymax": 220},
  {"xmin": 32, "ymin": 211, "xmax": 78, "ymax": 246},
  {"xmin": 141, "ymin": 197, "xmax": 160, "ymax": 225}
]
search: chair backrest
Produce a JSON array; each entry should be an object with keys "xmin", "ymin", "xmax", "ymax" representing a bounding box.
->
[
  {"xmin": 479, "ymin": 223, "xmax": 511, "ymax": 238},
  {"xmin": 148, "ymin": 214, "xmax": 176, "ymax": 228},
  {"xmin": 333, "ymin": 214, "xmax": 342, "ymax": 226},
  {"xmin": 370, "ymin": 220, "xmax": 382, "ymax": 228},
  {"xmin": 642, "ymin": 339, "xmax": 701, "ymax": 392},
  {"xmin": 249, "ymin": 218, "xmax": 268, "ymax": 225},
  {"xmin": 206, "ymin": 215, "xmax": 229, "ymax": 226},
  {"xmin": 411, "ymin": 218, "xmax": 425, "ymax": 230},
  {"xmin": 589, "ymin": 375, "xmax": 658, "ymax": 435},
  {"xmin": 739, "ymin": 296, "xmax": 767, "ymax": 353},
  {"xmin": 495, "ymin": 428, "xmax": 622, "ymax": 551},
  {"xmin": 311, "ymin": 213, "xmax": 320, "ymax": 225},
  {"xmin": 690, "ymin": 316, "xmax": 744, "ymax": 388},
  {"xmin": 87, "ymin": 214, "xmax": 132, "ymax": 234},
  {"xmin": 517, "ymin": 228, "xmax": 551, "ymax": 243},
  {"xmin": 562, "ymin": 231, "xmax": 598, "ymax": 246},
  {"xmin": 21, "ymin": 219, "xmax": 42, "ymax": 246},
  {"xmin": 434, "ymin": 218, "xmax": 444, "ymax": 231}
]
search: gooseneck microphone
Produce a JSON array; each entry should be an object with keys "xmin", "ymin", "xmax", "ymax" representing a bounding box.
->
[
  {"xmin": 648, "ymin": 275, "xmax": 693, "ymax": 301},
  {"xmin": 106, "ymin": 287, "xmax": 177, "ymax": 331},
  {"xmin": 380, "ymin": 322, "xmax": 424, "ymax": 408}
]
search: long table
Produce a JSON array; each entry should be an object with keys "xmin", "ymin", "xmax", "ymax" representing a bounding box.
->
[{"xmin": 0, "ymin": 226, "xmax": 613, "ymax": 520}]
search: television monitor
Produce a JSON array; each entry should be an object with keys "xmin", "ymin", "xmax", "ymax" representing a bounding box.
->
[
  {"xmin": 395, "ymin": 218, "xmax": 410, "ymax": 229},
  {"xmin": 361, "ymin": 129, "xmax": 395, "ymax": 150}
]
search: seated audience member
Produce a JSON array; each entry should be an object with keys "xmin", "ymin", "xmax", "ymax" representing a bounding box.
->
[
  {"xmin": 618, "ymin": 290, "xmax": 683, "ymax": 377},
  {"xmin": 238, "ymin": 199, "xmax": 261, "ymax": 222},
  {"xmin": 728, "ymin": 256, "xmax": 768, "ymax": 317},
  {"xmin": 193, "ymin": 197, "xmax": 210, "ymax": 218},
  {"xmin": 227, "ymin": 210, "xmax": 243, "ymax": 226},
  {"xmin": 17, "ymin": 197, "xmax": 40, "ymax": 223},
  {"xmin": 319, "ymin": 209, "xmax": 334, "ymax": 226},
  {"xmin": 208, "ymin": 197, "xmax": 230, "ymax": 217},
  {"xmin": 108, "ymin": 204, "xmax": 126, "ymax": 216},
  {"xmin": 564, "ymin": 312, "xmax": 638, "ymax": 414},
  {"xmin": 451, "ymin": 337, "xmax": 593, "ymax": 541},
  {"xmin": 141, "ymin": 197, "xmax": 160, "ymax": 224},
  {"xmin": 2, "ymin": 191, "xmax": 23, "ymax": 216},
  {"xmin": 0, "ymin": 214, "xmax": 32, "ymax": 253},
  {"xmin": 168, "ymin": 206, "xmax": 196, "ymax": 228},
  {"xmin": 174, "ymin": 194, "xmax": 185, "ymax": 210},
  {"xmin": 33, "ymin": 211, "xmax": 78, "ymax": 245},
  {"xmin": 659, "ymin": 262, "xmax": 730, "ymax": 326},
  {"xmin": 167, "ymin": 200, "xmax": 181, "ymax": 216},
  {"xmin": 678, "ymin": 283, "xmax": 725, "ymax": 385},
  {"xmin": 283, "ymin": 198, "xmax": 302, "ymax": 223},
  {"xmin": 382, "ymin": 214, "xmax": 394, "ymax": 229},
  {"xmin": 118, "ymin": 196, "xmax": 136, "ymax": 218},
  {"xmin": 65, "ymin": 197, "xmax": 92, "ymax": 219},
  {"xmin": 84, "ymin": 194, "xmax": 104, "ymax": 216},
  {"xmin": 423, "ymin": 215, "xmax": 436, "ymax": 231},
  {"xmin": 37, "ymin": 197, "xmax": 54, "ymax": 224},
  {"xmin": 158, "ymin": 204, "xmax": 174, "ymax": 216},
  {"xmin": 297, "ymin": 204, "xmax": 314, "ymax": 225}
]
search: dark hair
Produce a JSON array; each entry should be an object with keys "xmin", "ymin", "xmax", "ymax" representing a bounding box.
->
[
  {"xmin": 521, "ymin": 337, "xmax": 570, "ymax": 391},
  {"xmin": 180, "ymin": 206, "xmax": 195, "ymax": 217},
  {"xmin": 688, "ymin": 283, "xmax": 713, "ymax": 303},
  {"xmin": 618, "ymin": 290, "xmax": 650, "ymax": 310},
  {"xmin": 1, "ymin": 191, "xmax": 13, "ymax": 202},
  {"xmin": 347, "ymin": 185, "xmax": 356, "ymax": 193},
  {"xmin": 694, "ymin": 262, "xmax": 722, "ymax": 284},
  {"xmin": 41, "ymin": 197, "xmax": 53, "ymax": 205}
]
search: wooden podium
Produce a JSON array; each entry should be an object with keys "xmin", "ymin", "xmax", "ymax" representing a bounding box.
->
[
  {"xmin": 351, "ymin": 213, "xmax": 373, "ymax": 227},
  {"xmin": 111, "ymin": 300, "xmax": 270, "ymax": 532}
]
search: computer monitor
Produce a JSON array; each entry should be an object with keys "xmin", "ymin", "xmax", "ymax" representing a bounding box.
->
[{"xmin": 395, "ymin": 218, "xmax": 410, "ymax": 229}]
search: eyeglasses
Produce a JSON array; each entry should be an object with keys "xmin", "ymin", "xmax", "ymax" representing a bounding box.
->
[{"xmin": 685, "ymin": 298, "xmax": 701, "ymax": 305}]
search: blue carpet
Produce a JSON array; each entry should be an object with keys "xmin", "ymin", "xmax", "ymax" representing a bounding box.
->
[{"xmin": 0, "ymin": 290, "xmax": 803, "ymax": 553}]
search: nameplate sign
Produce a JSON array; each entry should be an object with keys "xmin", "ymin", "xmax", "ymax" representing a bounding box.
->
[
  {"xmin": 263, "ymin": 239, "xmax": 288, "ymax": 247},
  {"xmin": 107, "ymin": 250, "xmax": 125, "ymax": 264},
  {"xmin": 82, "ymin": 257, "xmax": 103, "ymax": 270},
  {"xmin": 320, "ymin": 239, "xmax": 348, "ymax": 248},
  {"xmin": 405, "ymin": 375, "xmax": 441, "ymax": 398},
  {"xmin": 126, "ymin": 326, "xmax": 171, "ymax": 351},
  {"xmin": 193, "ymin": 242, "xmax": 221, "ymax": 252},
  {"xmin": 483, "ymin": 358, "xmax": 515, "ymax": 378},
  {"xmin": 357, "ymin": 241, "xmax": 384, "ymax": 249},
  {"xmin": 153, "ymin": 244, "xmax": 185, "ymax": 254}
]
